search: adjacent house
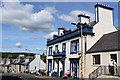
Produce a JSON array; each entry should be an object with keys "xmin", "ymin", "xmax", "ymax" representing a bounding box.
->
[
  {"xmin": 86, "ymin": 30, "xmax": 120, "ymax": 78},
  {"xmin": 0, "ymin": 52, "xmax": 46, "ymax": 73}
]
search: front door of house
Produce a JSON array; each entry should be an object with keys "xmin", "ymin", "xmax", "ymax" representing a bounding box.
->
[
  {"xmin": 70, "ymin": 59, "xmax": 79, "ymax": 78},
  {"xmin": 48, "ymin": 59, "xmax": 52, "ymax": 73}
]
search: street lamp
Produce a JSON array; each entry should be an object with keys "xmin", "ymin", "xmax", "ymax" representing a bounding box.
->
[{"xmin": 71, "ymin": 22, "xmax": 94, "ymax": 79}]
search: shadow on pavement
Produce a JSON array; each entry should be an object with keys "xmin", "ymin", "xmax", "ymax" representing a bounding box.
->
[{"xmin": 2, "ymin": 76, "xmax": 22, "ymax": 80}]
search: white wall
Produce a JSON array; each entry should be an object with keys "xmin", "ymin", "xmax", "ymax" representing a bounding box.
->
[
  {"xmin": 80, "ymin": 17, "xmax": 89, "ymax": 24},
  {"xmin": 85, "ymin": 51, "xmax": 119, "ymax": 78},
  {"xmin": 29, "ymin": 54, "xmax": 46, "ymax": 72},
  {"xmin": 87, "ymin": 6, "xmax": 117, "ymax": 51},
  {"xmin": 59, "ymin": 29, "xmax": 64, "ymax": 36},
  {"xmin": 118, "ymin": 52, "xmax": 120, "ymax": 66},
  {"xmin": 16, "ymin": 65, "xmax": 19, "ymax": 73}
]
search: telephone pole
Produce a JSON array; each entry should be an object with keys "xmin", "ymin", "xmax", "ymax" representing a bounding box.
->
[
  {"xmin": 71, "ymin": 22, "xmax": 94, "ymax": 79},
  {"xmin": 80, "ymin": 23, "xmax": 84, "ymax": 79}
]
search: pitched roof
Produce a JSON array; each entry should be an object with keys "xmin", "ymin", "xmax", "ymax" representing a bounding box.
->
[
  {"xmin": 87, "ymin": 30, "xmax": 120, "ymax": 53},
  {"xmin": 89, "ymin": 21, "xmax": 96, "ymax": 27}
]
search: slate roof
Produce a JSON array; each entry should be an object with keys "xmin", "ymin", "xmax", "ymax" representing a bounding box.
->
[
  {"xmin": 87, "ymin": 30, "xmax": 120, "ymax": 53},
  {"xmin": 89, "ymin": 21, "xmax": 96, "ymax": 27}
]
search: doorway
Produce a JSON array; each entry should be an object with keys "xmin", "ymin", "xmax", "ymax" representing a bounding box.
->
[{"xmin": 110, "ymin": 54, "xmax": 117, "ymax": 62}]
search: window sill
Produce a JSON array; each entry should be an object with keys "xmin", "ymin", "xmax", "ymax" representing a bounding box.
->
[{"xmin": 92, "ymin": 64, "xmax": 101, "ymax": 67}]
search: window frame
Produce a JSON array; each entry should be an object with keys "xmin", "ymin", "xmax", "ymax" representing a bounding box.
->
[
  {"xmin": 62, "ymin": 43, "xmax": 66, "ymax": 52},
  {"xmin": 70, "ymin": 39, "xmax": 79, "ymax": 54},
  {"xmin": 110, "ymin": 54, "xmax": 117, "ymax": 63},
  {"xmin": 48, "ymin": 47, "xmax": 52, "ymax": 56},
  {"xmin": 55, "ymin": 45, "xmax": 59, "ymax": 52},
  {"xmin": 92, "ymin": 54, "xmax": 101, "ymax": 65}
]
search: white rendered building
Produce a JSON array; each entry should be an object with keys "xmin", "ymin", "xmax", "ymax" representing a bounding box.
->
[
  {"xmin": 29, "ymin": 54, "xmax": 46, "ymax": 72},
  {"xmin": 86, "ymin": 30, "xmax": 120, "ymax": 78},
  {"xmin": 46, "ymin": 3, "xmax": 118, "ymax": 78}
]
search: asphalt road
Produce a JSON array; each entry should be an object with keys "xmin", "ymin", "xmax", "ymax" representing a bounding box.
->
[
  {"xmin": 0, "ymin": 73, "xmax": 55, "ymax": 80},
  {"xmin": 0, "ymin": 73, "xmax": 79, "ymax": 80}
]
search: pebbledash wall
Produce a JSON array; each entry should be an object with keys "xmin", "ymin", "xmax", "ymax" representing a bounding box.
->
[{"xmin": 46, "ymin": 3, "xmax": 117, "ymax": 78}]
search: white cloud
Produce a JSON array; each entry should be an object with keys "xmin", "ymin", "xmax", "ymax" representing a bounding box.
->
[
  {"xmin": 1, "ymin": 1, "xmax": 56, "ymax": 32},
  {"xmin": 44, "ymin": 7, "xmax": 57, "ymax": 14},
  {"xmin": 36, "ymin": 48, "xmax": 46, "ymax": 51},
  {"xmin": 59, "ymin": 10, "xmax": 95, "ymax": 23},
  {"xmin": 59, "ymin": 14, "xmax": 76, "ymax": 23},
  {"xmin": 16, "ymin": 42, "xmax": 22, "ymax": 48},
  {"xmin": 44, "ymin": 31, "xmax": 58, "ymax": 39}
]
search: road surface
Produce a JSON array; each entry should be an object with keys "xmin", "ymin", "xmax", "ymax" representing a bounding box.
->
[{"xmin": 1, "ymin": 73, "xmax": 55, "ymax": 80}]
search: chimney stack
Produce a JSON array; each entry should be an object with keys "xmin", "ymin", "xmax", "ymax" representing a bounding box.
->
[
  {"xmin": 94, "ymin": 3, "xmax": 113, "ymax": 24},
  {"xmin": 78, "ymin": 13, "xmax": 90, "ymax": 24},
  {"xmin": 58, "ymin": 27, "xmax": 64, "ymax": 36}
]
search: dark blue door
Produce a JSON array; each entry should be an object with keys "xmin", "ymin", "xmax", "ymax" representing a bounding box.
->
[
  {"xmin": 70, "ymin": 59, "xmax": 79, "ymax": 78},
  {"xmin": 48, "ymin": 59, "xmax": 52, "ymax": 73}
]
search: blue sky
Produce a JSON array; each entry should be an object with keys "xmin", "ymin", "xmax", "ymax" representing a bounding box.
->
[{"xmin": 1, "ymin": 1, "xmax": 119, "ymax": 54}]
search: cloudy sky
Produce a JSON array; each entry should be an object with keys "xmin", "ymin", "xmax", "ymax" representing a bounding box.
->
[{"xmin": 1, "ymin": 1, "xmax": 119, "ymax": 54}]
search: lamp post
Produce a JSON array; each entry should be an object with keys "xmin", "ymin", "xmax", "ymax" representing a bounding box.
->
[
  {"xmin": 71, "ymin": 22, "xmax": 84, "ymax": 79},
  {"xmin": 71, "ymin": 22, "xmax": 94, "ymax": 79},
  {"xmin": 80, "ymin": 23, "xmax": 84, "ymax": 80}
]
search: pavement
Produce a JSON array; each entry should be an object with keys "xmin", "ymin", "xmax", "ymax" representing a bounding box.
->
[
  {"xmin": 97, "ymin": 75, "xmax": 120, "ymax": 80},
  {"xmin": 1, "ymin": 73, "xmax": 53, "ymax": 80}
]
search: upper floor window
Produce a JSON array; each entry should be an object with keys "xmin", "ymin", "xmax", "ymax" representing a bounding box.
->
[
  {"xmin": 55, "ymin": 45, "xmax": 59, "ymax": 52},
  {"xmin": 62, "ymin": 43, "xmax": 66, "ymax": 52},
  {"xmin": 48, "ymin": 47, "xmax": 52, "ymax": 56},
  {"xmin": 93, "ymin": 55, "xmax": 100, "ymax": 65},
  {"xmin": 70, "ymin": 39, "xmax": 79, "ymax": 54}
]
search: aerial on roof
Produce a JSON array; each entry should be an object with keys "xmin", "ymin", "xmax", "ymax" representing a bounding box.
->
[{"xmin": 87, "ymin": 30, "xmax": 120, "ymax": 53}]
